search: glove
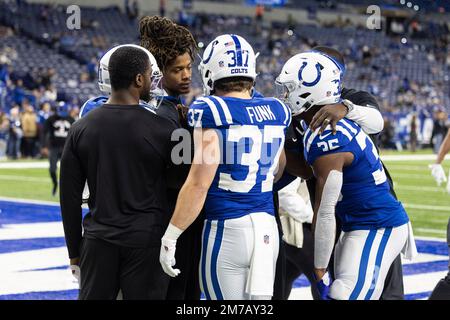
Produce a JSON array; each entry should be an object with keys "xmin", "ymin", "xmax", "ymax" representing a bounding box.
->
[
  {"xmin": 70, "ymin": 265, "xmax": 80, "ymax": 282},
  {"xmin": 159, "ymin": 237, "xmax": 181, "ymax": 277},
  {"xmin": 314, "ymin": 271, "xmax": 332, "ymax": 300},
  {"xmin": 429, "ymin": 164, "xmax": 447, "ymax": 186}
]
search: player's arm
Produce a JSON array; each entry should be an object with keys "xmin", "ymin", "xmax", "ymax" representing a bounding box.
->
[
  {"xmin": 160, "ymin": 127, "xmax": 220, "ymax": 277},
  {"xmin": 285, "ymin": 149, "xmax": 313, "ymax": 179},
  {"xmin": 310, "ymin": 91, "xmax": 383, "ymax": 135},
  {"xmin": 430, "ymin": 128, "xmax": 450, "ymax": 186},
  {"xmin": 59, "ymin": 127, "xmax": 86, "ymax": 266},
  {"xmin": 274, "ymin": 148, "xmax": 287, "ymax": 182},
  {"xmin": 436, "ymin": 129, "xmax": 450, "ymax": 164},
  {"xmin": 312, "ymin": 152, "xmax": 353, "ymax": 280}
]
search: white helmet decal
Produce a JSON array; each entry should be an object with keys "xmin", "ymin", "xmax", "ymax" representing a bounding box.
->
[{"xmin": 199, "ymin": 34, "xmax": 257, "ymax": 95}]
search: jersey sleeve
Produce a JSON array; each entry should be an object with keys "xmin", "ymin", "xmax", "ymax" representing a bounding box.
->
[
  {"xmin": 305, "ymin": 120, "xmax": 360, "ymax": 165},
  {"xmin": 272, "ymin": 98, "xmax": 292, "ymax": 128},
  {"xmin": 80, "ymin": 96, "xmax": 108, "ymax": 118},
  {"xmin": 187, "ymin": 97, "xmax": 221, "ymax": 129}
]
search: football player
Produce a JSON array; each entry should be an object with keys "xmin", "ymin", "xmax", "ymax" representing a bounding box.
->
[
  {"xmin": 430, "ymin": 128, "xmax": 450, "ymax": 190},
  {"xmin": 139, "ymin": 15, "xmax": 202, "ymax": 300},
  {"xmin": 277, "ymin": 51, "xmax": 416, "ymax": 300},
  {"xmin": 78, "ymin": 44, "xmax": 162, "ymax": 204},
  {"xmin": 429, "ymin": 129, "xmax": 450, "ymax": 299},
  {"xmin": 277, "ymin": 46, "xmax": 407, "ymax": 300},
  {"xmin": 43, "ymin": 102, "xmax": 75, "ymax": 196},
  {"xmin": 159, "ymin": 34, "xmax": 291, "ymax": 300}
]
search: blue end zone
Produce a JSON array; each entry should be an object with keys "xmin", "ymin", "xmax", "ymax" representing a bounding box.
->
[
  {"xmin": 0, "ymin": 290, "xmax": 78, "ymax": 300},
  {"xmin": 415, "ymin": 239, "xmax": 449, "ymax": 256},
  {"xmin": 0, "ymin": 200, "xmax": 89, "ymax": 225},
  {"xmin": 0, "ymin": 237, "xmax": 66, "ymax": 254},
  {"xmin": 0, "ymin": 199, "xmax": 447, "ymax": 300}
]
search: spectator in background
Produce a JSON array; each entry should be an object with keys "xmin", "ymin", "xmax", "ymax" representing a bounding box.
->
[
  {"xmin": 69, "ymin": 106, "xmax": 79, "ymax": 121},
  {"xmin": 380, "ymin": 117, "xmax": 396, "ymax": 149},
  {"xmin": 0, "ymin": 111, "xmax": 8, "ymax": 159},
  {"xmin": 43, "ymin": 103, "xmax": 75, "ymax": 195},
  {"xmin": 254, "ymin": 4, "xmax": 264, "ymax": 34},
  {"xmin": 431, "ymin": 109, "xmax": 449, "ymax": 154},
  {"xmin": 41, "ymin": 68, "xmax": 55, "ymax": 89},
  {"xmin": 87, "ymin": 57, "xmax": 98, "ymax": 82},
  {"xmin": 20, "ymin": 103, "xmax": 38, "ymax": 158},
  {"xmin": 43, "ymin": 84, "xmax": 57, "ymax": 102},
  {"xmin": 12, "ymin": 79, "xmax": 25, "ymax": 106},
  {"xmin": 6, "ymin": 105, "xmax": 22, "ymax": 159},
  {"xmin": 410, "ymin": 113, "xmax": 418, "ymax": 152},
  {"xmin": 255, "ymin": 4, "xmax": 264, "ymax": 22},
  {"xmin": 38, "ymin": 102, "xmax": 51, "ymax": 158},
  {"xmin": 159, "ymin": 0, "xmax": 166, "ymax": 17}
]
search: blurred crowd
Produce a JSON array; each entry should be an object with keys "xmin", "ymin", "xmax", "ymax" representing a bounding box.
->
[{"xmin": 0, "ymin": 1, "xmax": 449, "ymax": 158}]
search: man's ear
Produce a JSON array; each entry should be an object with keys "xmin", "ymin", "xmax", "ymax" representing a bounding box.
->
[{"xmin": 135, "ymin": 73, "xmax": 144, "ymax": 88}]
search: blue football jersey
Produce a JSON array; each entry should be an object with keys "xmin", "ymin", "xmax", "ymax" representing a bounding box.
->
[
  {"xmin": 80, "ymin": 96, "xmax": 157, "ymax": 118},
  {"xmin": 80, "ymin": 96, "xmax": 108, "ymax": 118},
  {"xmin": 188, "ymin": 95, "xmax": 291, "ymax": 220},
  {"xmin": 303, "ymin": 118, "xmax": 409, "ymax": 231}
]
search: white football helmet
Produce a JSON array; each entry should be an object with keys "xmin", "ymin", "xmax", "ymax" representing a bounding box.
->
[
  {"xmin": 198, "ymin": 34, "xmax": 257, "ymax": 95},
  {"xmin": 275, "ymin": 51, "xmax": 344, "ymax": 116},
  {"xmin": 97, "ymin": 44, "xmax": 162, "ymax": 101}
]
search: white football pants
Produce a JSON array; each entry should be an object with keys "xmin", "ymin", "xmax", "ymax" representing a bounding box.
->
[
  {"xmin": 330, "ymin": 223, "xmax": 409, "ymax": 300},
  {"xmin": 199, "ymin": 212, "xmax": 279, "ymax": 300}
]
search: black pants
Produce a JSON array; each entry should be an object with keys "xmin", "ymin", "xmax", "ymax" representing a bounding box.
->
[
  {"xmin": 284, "ymin": 223, "xmax": 320, "ymax": 300},
  {"xmin": 79, "ymin": 237, "xmax": 170, "ymax": 300},
  {"xmin": 49, "ymin": 147, "xmax": 63, "ymax": 188},
  {"xmin": 429, "ymin": 218, "xmax": 450, "ymax": 300},
  {"xmin": 165, "ymin": 188, "xmax": 202, "ymax": 300},
  {"xmin": 165, "ymin": 214, "xmax": 202, "ymax": 300},
  {"xmin": 381, "ymin": 254, "xmax": 404, "ymax": 300}
]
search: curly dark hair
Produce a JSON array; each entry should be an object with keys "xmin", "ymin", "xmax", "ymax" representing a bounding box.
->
[{"xmin": 139, "ymin": 16, "xmax": 198, "ymax": 71}]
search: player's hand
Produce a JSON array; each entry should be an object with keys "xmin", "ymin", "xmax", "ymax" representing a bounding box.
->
[
  {"xmin": 69, "ymin": 257, "xmax": 80, "ymax": 282},
  {"xmin": 41, "ymin": 147, "xmax": 49, "ymax": 157},
  {"xmin": 309, "ymin": 103, "xmax": 348, "ymax": 134},
  {"xmin": 176, "ymin": 104, "xmax": 189, "ymax": 128},
  {"xmin": 314, "ymin": 270, "xmax": 332, "ymax": 300},
  {"xmin": 159, "ymin": 238, "xmax": 181, "ymax": 277},
  {"xmin": 429, "ymin": 164, "xmax": 447, "ymax": 186}
]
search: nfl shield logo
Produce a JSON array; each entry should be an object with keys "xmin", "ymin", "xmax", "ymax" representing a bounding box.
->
[
  {"xmin": 219, "ymin": 61, "xmax": 224, "ymax": 67},
  {"xmin": 264, "ymin": 235, "xmax": 269, "ymax": 244}
]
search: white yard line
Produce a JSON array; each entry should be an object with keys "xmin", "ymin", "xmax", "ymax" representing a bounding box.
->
[
  {"xmin": 385, "ymin": 165, "xmax": 429, "ymax": 171},
  {"xmin": 389, "ymin": 173, "xmax": 433, "ymax": 179},
  {"xmin": 394, "ymin": 185, "xmax": 446, "ymax": 193},
  {"xmin": 0, "ymin": 175, "xmax": 50, "ymax": 183},
  {"xmin": 0, "ymin": 196, "xmax": 59, "ymax": 206},
  {"xmin": 0, "ymin": 162, "xmax": 52, "ymax": 169},
  {"xmin": 415, "ymin": 228, "xmax": 447, "ymax": 235},
  {"xmin": 381, "ymin": 155, "xmax": 448, "ymax": 161},
  {"xmin": 0, "ymin": 222, "xmax": 64, "ymax": 240},
  {"xmin": 403, "ymin": 203, "xmax": 450, "ymax": 212}
]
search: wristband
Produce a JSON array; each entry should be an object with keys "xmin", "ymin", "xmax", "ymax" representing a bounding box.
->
[{"xmin": 163, "ymin": 223, "xmax": 184, "ymax": 241}]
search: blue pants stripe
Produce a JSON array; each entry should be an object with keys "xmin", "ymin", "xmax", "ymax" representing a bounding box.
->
[
  {"xmin": 349, "ymin": 229, "xmax": 377, "ymax": 300},
  {"xmin": 201, "ymin": 220, "xmax": 212, "ymax": 300},
  {"xmin": 210, "ymin": 220, "xmax": 225, "ymax": 300},
  {"xmin": 364, "ymin": 227, "xmax": 393, "ymax": 300}
]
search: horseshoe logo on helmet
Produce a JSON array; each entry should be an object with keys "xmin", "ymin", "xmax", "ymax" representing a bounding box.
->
[
  {"xmin": 298, "ymin": 61, "xmax": 323, "ymax": 87},
  {"xmin": 202, "ymin": 40, "xmax": 219, "ymax": 64}
]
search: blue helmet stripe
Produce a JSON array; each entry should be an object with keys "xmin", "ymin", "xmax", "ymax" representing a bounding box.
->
[{"xmin": 230, "ymin": 34, "xmax": 243, "ymax": 67}]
